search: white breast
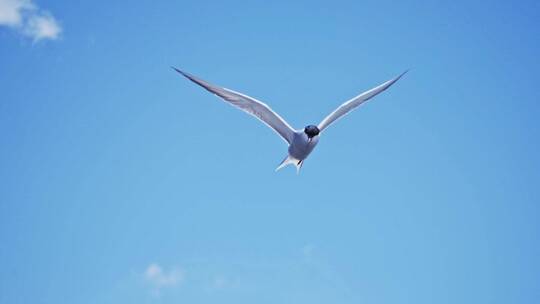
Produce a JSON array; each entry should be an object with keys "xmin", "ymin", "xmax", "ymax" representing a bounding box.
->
[{"xmin": 288, "ymin": 131, "xmax": 320, "ymax": 160}]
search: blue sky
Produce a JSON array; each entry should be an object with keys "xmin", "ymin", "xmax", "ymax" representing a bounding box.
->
[{"xmin": 1, "ymin": 0, "xmax": 539, "ymax": 303}]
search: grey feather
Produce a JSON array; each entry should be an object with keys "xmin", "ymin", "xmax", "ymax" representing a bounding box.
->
[
  {"xmin": 172, "ymin": 67, "xmax": 295, "ymax": 144},
  {"xmin": 318, "ymin": 70, "xmax": 408, "ymax": 132}
]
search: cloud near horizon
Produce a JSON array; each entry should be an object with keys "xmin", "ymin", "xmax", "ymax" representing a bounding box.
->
[
  {"xmin": 144, "ymin": 263, "xmax": 184, "ymax": 295},
  {"xmin": 0, "ymin": 0, "xmax": 61, "ymax": 41}
]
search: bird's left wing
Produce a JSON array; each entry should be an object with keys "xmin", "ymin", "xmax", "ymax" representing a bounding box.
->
[
  {"xmin": 172, "ymin": 68, "xmax": 295, "ymax": 144},
  {"xmin": 318, "ymin": 71, "xmax": 407, "ymax": 132}
]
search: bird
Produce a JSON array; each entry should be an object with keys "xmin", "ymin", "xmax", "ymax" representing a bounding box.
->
[{"xmin": 172, "ymin": 67, "xmax": 407, "ymax": 173}]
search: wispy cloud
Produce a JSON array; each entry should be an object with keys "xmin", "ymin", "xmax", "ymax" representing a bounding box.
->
[
  {"xmin": 0, "ymin": 0, "xmax": 62, "ymax": 41},
  {"xmin": 210, "ymin": 274, "xmax": 239, "ymax": 290},
  {"xmin": 144, "ymin": 263, "xmax": 184, "ymax": 295}
]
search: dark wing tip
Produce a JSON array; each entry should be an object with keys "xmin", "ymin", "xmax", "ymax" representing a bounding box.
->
[
  {"xmin": 386, "ymin": 69, "xmax": 409, "ymax": 85},
  {"xmin": 171, "ymin": 66, "xmax": 189, "ymax": 77},
  {"xmin": 398, "ymin": 69, "xmax": 410, "ymax": 79},
  {"xmin": 171, "ymin": 67, "xmax": 203, "ymax": 85}
]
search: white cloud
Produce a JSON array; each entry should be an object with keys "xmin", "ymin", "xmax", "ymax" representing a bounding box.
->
[
  {"xmin": 0, "ymin": 0, "xmax": 31, "ymax": 25},
  {"xmin": 23, "ymin": 11, "xmax": 60, "ymax": 40},
  {"xmin": 0, "ymin": 0, "xmax": 61, "ymax": 41},
  {"xmin": 144, "ymin": 263, "xmax": 184, "ymax": 295}
]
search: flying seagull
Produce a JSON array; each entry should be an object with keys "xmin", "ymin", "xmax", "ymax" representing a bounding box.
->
[{"xmin": 172, "ymin": 67, "xmax": 407, "ymax": 172}]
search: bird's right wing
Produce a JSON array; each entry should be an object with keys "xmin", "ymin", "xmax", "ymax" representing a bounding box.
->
[
  {"xmin": 173, "ymin": 68, "xmax": 295, "ymax": 144},
  {"xmin": 318, "ymin": 71, "xmax": 407, "ymax": 132}
]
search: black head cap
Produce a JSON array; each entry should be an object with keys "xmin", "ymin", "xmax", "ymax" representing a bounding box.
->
[{"xmin": 304, "ymin": 125, "xmax": 320, "ymax": 138}]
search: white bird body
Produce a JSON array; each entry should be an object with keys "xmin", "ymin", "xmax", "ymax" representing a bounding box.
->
[
  {"xmin": 172, "ymin": 67, "xmax": 406, "ymax": 172},
  {"xmin": 289, "ymin": 131, "xmax": 320, "ymax": 160},
  {"xmin": 276, "ymin": 131, "xmax": 321, "ymax": 172}
]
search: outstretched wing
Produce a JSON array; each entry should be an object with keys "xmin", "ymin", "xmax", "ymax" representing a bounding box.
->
[
  {"xmin": 318, "ymin": 71, "xmax": 407, "ymax": 132},
  {"xmin": 172, "ymin": 68, "xmax": 295, "ymax": 144}
]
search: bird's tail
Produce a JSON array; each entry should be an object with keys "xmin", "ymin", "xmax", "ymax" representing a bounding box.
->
[{"xmin": 275, "ymin": 155, "xmax": 303, "ymax": 173}]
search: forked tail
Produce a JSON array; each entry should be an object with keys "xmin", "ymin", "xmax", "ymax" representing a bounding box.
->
[{"xmin": 275, "ymin": 155, "xmax": 304, "ymax": 173}]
